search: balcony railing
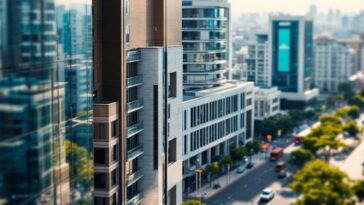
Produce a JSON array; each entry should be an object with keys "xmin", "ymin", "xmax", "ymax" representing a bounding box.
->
[
  {"xmin": 127, "ymin": 50, "xmax": 141, "ymax": 62},
  {"xmin": 127, "ymin": 99, "xmax": 144, "ymax": 113},
  {"xmin": 127, "ymin": 192, "xmax": 143, "ymax": 205},
  {"xmin": 127, "ymin": 145, "xmax": 144, "ymax": 161},
  {"xmin": 127, "ymin": 122, "xmax": 144, "ymax": 138},
  {"xmin": 127, "ymin": 75, "xmax": 143, "ymax": 88},
  {"xmin": 127, "ymin": 171, "xmax": 144, "ymax": 186}
]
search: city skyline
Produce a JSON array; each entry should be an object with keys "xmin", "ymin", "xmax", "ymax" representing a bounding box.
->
[{"xmin": 229, "ymin": 0, "xmax": 364, "ymax": 19}]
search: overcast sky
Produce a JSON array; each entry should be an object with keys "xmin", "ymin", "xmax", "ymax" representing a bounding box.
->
[
  {"xmin": 56, "ymin": 0, "xmax": 364, "ymax": 16},
  {"xmin": 229, "ymin": 0, "xmax": 364, "ymax": 18}
]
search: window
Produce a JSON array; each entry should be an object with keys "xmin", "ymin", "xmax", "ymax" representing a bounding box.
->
[
  {"xmin": 126, "ymin": 24, "xmax": 130, "ymax": 43},
  {"xmin": 168, "ymin": 72, "xmax": 177, "ymax": 97},
  {"xmin": 168, "ymin": 138, "xmax": 177, "ymax": 164},
  {"xmin": 95, "ymin": 197, "xmax": 107, "ymax": 205},
  {"xmin": 111, "ymin": 169, "xmax": 118, "ymax": 186},
  {"xmin": 94, "ymin": 148, "xmax": 106, "ymax": 164},
  {"xmin": 94, "ymin": 173, "xmax": 106, "ymax": 189}
]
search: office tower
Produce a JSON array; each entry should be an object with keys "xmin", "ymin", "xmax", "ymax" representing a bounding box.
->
[
  {"xmin": 0, "ymin": 78, "xmax": 70, "ymax": 204},
  {"xmin": 62, "ymin": 4, "xmax": 92, "ymax": 57},
  {"xmin": 246, "ymin": 34, "xmax": 270, "ymax": 87},
  {"xmin": 182, "ymin": 0, "xmax": 231, "ymax": 90},
  {"xmin": 313, "ymin": 37, "xmax": 357, "ymax": 93},
  {"xmin": 92, "ymin": 0, "xmax": 182, "ymax": 204},
  {"xmin": 181, "ymin": 81, "xmax": 254, "ymax": 193},
  {"xmin": 269, "ymin": 16, "xmax": 319, "ymax": 108},
  {"xmin": 0, "ymin": 0, "xmax": 94, "ymax": 204}
]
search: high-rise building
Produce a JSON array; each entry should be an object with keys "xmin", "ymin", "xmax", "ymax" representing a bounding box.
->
[
  {"xmin": 0, "ymin": 0, "xmax": 94, "ymax": 204},
  {"xmin": 246, "ymin": 34, "xmax": 270, "ymax": 87},
  {"xmin": 269, "ymin": 16, "xmax": 319, "ymax": 108},
  {"xmin": 313, "ymin": 37, "xmax": 357, "ymax": 93},
  {"xmin": 92, "ymin": 0, "xmax": 182, "ymax": 204},
  {"xmin": 182, "ymin": 0, "xmax": 231, "ymax": 90},
  {"xmin": 0, "ymin": 78, "xmax": 70, "ymax": 204}
]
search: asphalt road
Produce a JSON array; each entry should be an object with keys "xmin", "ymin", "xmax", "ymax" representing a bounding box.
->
[{"xmin": 204, "ymin": 139, "xmax": 297, "ymax": 205}]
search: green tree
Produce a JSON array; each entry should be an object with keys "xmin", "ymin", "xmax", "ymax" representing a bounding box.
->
[
  {"xmin": 315, "ymin": 135, "xmax": 344, "ymax": 161},
  {"xmin": 182, "ymin": 200, "xmax": 206, "ymax": 205},
  {"xmin": 230, "ymin": 147, "xmax": 247, "ymax": 164},
  {"xmin": 354, "ymin": 180, "xmax": 364, "ymax": 202},
  {"xmin": 347, "ymin": 106, "xmax": 360, "ymax": 119},
  {"xmin": 245, "ymin": 140, "xmax": 261, "ymax": 156},
  {"xmin": 343, "ymin": 119, "xmax": 360, "ymax": 137},
  {"xmin": 288, "ymin": 109, "xmax": 305, "ymax": 126},
  {"xmin": 320, "ymin": 114, "xmax": 343, "ymax": 127},
  {"xmin": 289, "ymin": 148, "xmax": 314, "ymax": 168},
  {"xmin": 338, "ymin": 82, "xmax": 355, "ymax": 99},
  {"xmin": 335, "ymin": 107, "xmax": 350, "ymax": 118},
  {"xmin": 290, "ymin": 160, "xmax": 353, "ymax": 205},
  {"xmin": 304, "ymin": 110, "xmax": 318, "ymax": 120},
  {"xmin": 348, "ymin": 95, "xmax": 364, "ymax": 108},
  {"xmin": 65, "ymin": 140, "xmax": 93, "ymax": 191},
  {"xmin": 360, "ymin": 88, "xmax": 364, "ymax": 97},
  {"xmin": 205, "ymin": 162, "xmax": 220, "ymax": 187}
]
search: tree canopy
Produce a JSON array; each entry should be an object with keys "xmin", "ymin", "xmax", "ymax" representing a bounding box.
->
[
  {"xmin": 290, "ymin": 160, "xmax": 353, "ymax": 205},
  {"xmin": 289, "ymin": 148, "xmax": 314, "ymax": 168},
  {"xmin": 343, "ymin": 119, "xmax": 360, "ymax": 137},
  {"xmin": 182, "ymin": 200, "xmax": 206, "ymax": 205},
  {"xmin": 245, "ymin": 140, "xmax": 261, "ymax": 156}
]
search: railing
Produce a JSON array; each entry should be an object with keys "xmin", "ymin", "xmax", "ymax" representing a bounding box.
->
[
  {"xmin": 127, "ymin": 171, "xmax": 144, "ymax": 186},
  {"xmin": 127, "ymin": 192, "xmax": 143, "ymax": 205},
  {"xmin": 127, "ymin": 50, "xmax": 141, "ymax": 62},
  {"xmin": 127, "ymin": 145, "xmax": 144, "ymax": 161},
  {"xmin": 127, "ymin": 122, "xmax": 144, "ymax": 138},
  {"xmin": 127, "ymin": 99, "xmax": 144, "ymax": 113},
  {"xmin": 127, "ymin": 75, "xmax": 143, "ymax": 88}
]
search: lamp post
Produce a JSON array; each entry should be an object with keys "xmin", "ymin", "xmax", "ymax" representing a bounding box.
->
[{"xmin": 195, "ymin": 159, "xmax": 204, "ymax": 202}]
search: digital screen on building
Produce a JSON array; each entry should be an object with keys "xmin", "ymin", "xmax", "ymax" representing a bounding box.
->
[{"xmin": 278, "ymin": 28, "xmax": 291, "ymax": 72}]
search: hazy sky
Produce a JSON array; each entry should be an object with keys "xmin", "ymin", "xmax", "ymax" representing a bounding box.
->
[{"xmin": 229, "ymin": 0, "xmax": 364, "ymax": 18}]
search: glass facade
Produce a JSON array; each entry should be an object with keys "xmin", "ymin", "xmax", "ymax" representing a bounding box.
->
[
  {"xmin": 0, "ymin": 0, "xmax": 93, "ymax": 204},
  {"xmin": 272, "ymin": 20, "xmax": 299, "ymax": 92}
]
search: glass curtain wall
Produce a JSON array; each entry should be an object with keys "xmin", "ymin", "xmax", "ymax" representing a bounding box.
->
[{"xmin": 0, "ymin": 0, "xmax": 93, "ymax": 204}]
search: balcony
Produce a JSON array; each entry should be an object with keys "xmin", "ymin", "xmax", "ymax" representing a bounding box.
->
[
  {"xmin": 127, "ymin": 145, "xmax": 144, "ymax": 161},
  {"xmin": 127, "ymin": 75, "xmax": 143, "ymax": 88},
  {"xmin": 127, "ymin": 50, "xmax": 141, "ymax": 62},
  {"xmin": 127, "ymin": 192, "xmax": 143, "ymax": 205},
  {"xmin": 127, "ymin": 171, "xmax": 144, "ymax": 186},
  {"xmin": 127, "ymin": 122, "xmax": 144, "ymax": 138},
  {"xmin": 127, "ymin": 99, "xmax": 144, "ymax": 113}
]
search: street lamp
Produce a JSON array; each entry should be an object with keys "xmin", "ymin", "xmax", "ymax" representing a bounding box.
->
[{"xmin": 195, "ymin": 159, "xmax": 204, "ymax": 202}]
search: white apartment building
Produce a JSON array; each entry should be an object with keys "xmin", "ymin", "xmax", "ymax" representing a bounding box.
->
[
  {"xmin": 313, "ymin": 37, "xmax": 357, "ymax": 93},
  {"xmin": 138, "ymin": 46, "xmax": 184, "ymax": 205},
  {"xmin": 181, "ymin": 81, "xmax": 254, "ymax": 193},
  {"xmin": 253, "ymin": 87, "xmax": 281, "ymax": 120},
  {"xmin": 246, "ymin": 34, "xmax": 271, "ymax": 87}
]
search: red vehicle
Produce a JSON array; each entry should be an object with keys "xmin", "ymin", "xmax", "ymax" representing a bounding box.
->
[
  {"xmin": 270, "ymin": 147, "xmax": 284, "ymax": 161},
  {"xmin": 294, "ymin": 136, "xmax": 303, "ymax": 145}
]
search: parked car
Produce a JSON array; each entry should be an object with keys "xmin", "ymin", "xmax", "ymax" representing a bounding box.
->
[
  {"xmin": 260, "ymin": 188, "xmax": 275, "ymax": 201},
  {"xmin": 246, "ymin": 161, "xmax": 254, "ymax": 169},
  {"xmin": 278, "ymin": 170, "xmax": 287, "ymax": 179},
  {"xmin": 237, "ymin": 164, "xmax": 246, "ymax": 173}
]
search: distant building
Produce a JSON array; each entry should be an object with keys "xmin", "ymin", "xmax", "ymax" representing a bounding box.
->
[
  {"xmin": 313, "ymin": 37, "xmax": 357, "ymax": 93},
  {"xmin": 246, "ymin": 34, "xmax": 270, "ymax": 87},
  {"xmin": 269, "ymin": 16, "xmax": 319, "ymax": 108},
  {"xmin": 253, "ymin": 87, "xmax": 281, "ymax": 121},
  {"xmin": 182, "ymin": 0, "xmax": 231, "ymax": 90},
  {"xmin": 0, "ymin": 78, "xmax": 69, "ymax": 204},
  {"xmin": 181, "ymin": 81, "xmax": 254, "ymax": 193}
]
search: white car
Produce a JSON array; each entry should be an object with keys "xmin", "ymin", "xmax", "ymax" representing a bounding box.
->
[{"xmin": 260, "ymin": 188, "xmax": 275, "ymax": 201}]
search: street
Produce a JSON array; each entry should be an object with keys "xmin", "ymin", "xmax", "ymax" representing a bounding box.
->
[{"xmin": 205, "ymin": 139, "xmax": 297, "ymax": 205}]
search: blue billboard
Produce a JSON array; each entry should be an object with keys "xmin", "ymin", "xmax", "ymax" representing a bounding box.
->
[{"xmin": 278, "ymin": 28, "xmax": 291, "ymax": 72}]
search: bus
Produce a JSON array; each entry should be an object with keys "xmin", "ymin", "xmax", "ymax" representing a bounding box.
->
[{"xmin": 270, "ymin": 147, "xmax": 283, "ymax": 161}]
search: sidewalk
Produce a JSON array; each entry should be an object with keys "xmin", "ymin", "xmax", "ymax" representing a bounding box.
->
[{"xmin": 187, "ymin": 154, "xmax": 268, "ymax": 200}]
